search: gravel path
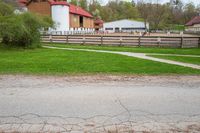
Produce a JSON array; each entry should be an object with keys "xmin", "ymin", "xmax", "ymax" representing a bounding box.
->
[
  {"xmin": 0, "ymin": 75, "xmax": 200, "ymax": 132},
  {"xmin": 43, "ymin": 46, "xmax": 200, "ymax": 70}
]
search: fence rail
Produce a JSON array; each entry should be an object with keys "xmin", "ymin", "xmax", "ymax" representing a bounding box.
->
[{"xmin": 42, "ymin": 35, "xmax": 200, "ymax": 48}]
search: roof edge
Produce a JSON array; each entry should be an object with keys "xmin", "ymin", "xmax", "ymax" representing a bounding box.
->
[
  {"xmin": 104, "ymin": 19, "xmax": 148, "ymax": 24},
  {"xmin": 49, "ymin": 1, "xmax": 69, "ymax": 6}
]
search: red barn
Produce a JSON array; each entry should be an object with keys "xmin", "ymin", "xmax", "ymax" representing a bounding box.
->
[{"xmin": 18, "ymin": 0, "xmax": 95, "ymax": 32}]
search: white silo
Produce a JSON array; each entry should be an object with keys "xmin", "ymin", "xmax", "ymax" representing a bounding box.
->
[{"xmin": 51, "ymin": 2, "xmax": 70, "ymax": 33}]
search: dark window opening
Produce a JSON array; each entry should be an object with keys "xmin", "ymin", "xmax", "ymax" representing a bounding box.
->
[
  {"xmin": 115, "ymin": 27, "xmax": 120, "ymax": 32},
  {"xmin": 79, "ymin": 16, "xmax": 83, "ymax": 27},
  {"xmin": 33, "ymin": 0, "xmax": 47, "ymax": 2},
  {"xmin": 121, "ymin": 28, "xmax": 146, "ymax": 30},
  {"xmin": 105, "ymin": 28, "xmax": 113, "ymax": 30}
]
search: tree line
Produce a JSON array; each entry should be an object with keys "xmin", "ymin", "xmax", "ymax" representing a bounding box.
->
[
  {"xmin": 71, "ymin": 0, "xmax": 200, "ymax": 30},
  {"xmin": 2, "ymin": 0, "xmax": 200, "ymax": 30}
]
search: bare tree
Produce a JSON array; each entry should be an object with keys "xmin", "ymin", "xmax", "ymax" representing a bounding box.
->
[
  {"xmin": 150, "ymin": 4, "xmax": 168, "ymax": 30},
  {"xmin": 137, "ymin": 0, "xmax": 151, "ymax": 30}
]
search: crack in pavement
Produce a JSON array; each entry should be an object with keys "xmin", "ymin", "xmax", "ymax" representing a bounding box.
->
[
  {"xmin": 43, "ymin": 46, "xmax": 200, "ymax": 70},
  {"xmin": 1, "ymin": 110, "xmax": 200, "ymax": 133},
  {"xmin": 1, "ymin": 75, "xmax": 200, "ymax": 132}
]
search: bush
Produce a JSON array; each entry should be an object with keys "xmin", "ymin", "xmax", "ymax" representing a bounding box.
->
[{"xmin": 0, "ymin": 1, "xmax": 53, "ymax": 48}]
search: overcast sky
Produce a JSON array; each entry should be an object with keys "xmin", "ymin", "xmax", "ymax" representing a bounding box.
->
[{"xmin": 99, "ymin": 0, "xmax": 200, "ymax": 5}]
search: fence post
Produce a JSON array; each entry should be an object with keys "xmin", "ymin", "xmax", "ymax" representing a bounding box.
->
[
  {"xmin": 82, "ymin": 35, "xmax": 85, "ymax": 45},
  {"xmin": 119, "ymin": 36, "xmax": 122, "ymax": 46},
  {"xmin": 157, "ymin": 37, "xmax": 161, "ymax": 47},
  {"xmin": 198, "ymin": 37, "xmax": 200, "ymax": 48},
  {"xmin": 49, "ymin": 34, "xmax": 52, "ymax": 43},
  {"xmin": 100, "ymin": 35, "xmax": 103, "ymax": 46},
  {"xmin": 138, "ymin": 36, "xmax": 141, "ymax": 47},
  {"xmin": 181, "ymin": 37, "xmax": 184, "ymax": 48},
  {"xmin": 66, "ymin": 35, "xmax": 68, "ymax": 44}
]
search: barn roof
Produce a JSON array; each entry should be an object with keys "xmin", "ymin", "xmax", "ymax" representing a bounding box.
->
[
  {"xmin": 69, "ymin": 4, "xmax": 93, "ymax": 18},
  {"xmin": 18, "ymin": 0, "xmax": 93, "ymax": 18},
  {"xmin": 94, "ymin": 18, "xmax": 104, "ymax": 24},
  {"xmin": 49, "ymin": 1, "xmax": 69, "ymax": 6},
  {"xmin": 18, "ymin": 0, "xmax": 27, "ymax": 6},
  {"xmin": 186, "ymin": 16, "xmax": 200, "ymax": 26}
]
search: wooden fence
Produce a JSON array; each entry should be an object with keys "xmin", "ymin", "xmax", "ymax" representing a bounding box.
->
[{"xmin": 42, "ymin": 35, "xmax": 200, "ymax": 48}]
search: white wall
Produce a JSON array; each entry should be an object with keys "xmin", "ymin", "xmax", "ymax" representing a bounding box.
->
[
  {"xmin": 186, "ymin": 24, "xmax": 200, "ymax": 32},
  {"xmin": 103, "ymin": 19, "xmax": 149, "ymax": 33},
  {"xmin": 51, "ymin": 5, "xmax": 69, "ymax": 32}
]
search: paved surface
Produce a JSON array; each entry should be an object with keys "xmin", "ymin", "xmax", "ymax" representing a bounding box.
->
[
  {"xmin": 43, "ymin": 46, "xmax": 200, "ymax": 70},
  {"xmin": 147, "ymin": 53, "xmax": 200, "ymax": 58},
  {"xmin": 0, "ymin": 75, "xmax": 200, "ymax": 132}
]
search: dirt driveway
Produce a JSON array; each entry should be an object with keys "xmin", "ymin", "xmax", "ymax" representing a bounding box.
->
[{"xmin": 0, "ymin": 75, "xmax": 200, "ymax": 133}]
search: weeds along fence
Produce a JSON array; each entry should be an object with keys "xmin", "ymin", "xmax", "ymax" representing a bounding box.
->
[{"xmin": 42, "ymin": 35, "xmax": 200, "ymax": 48}]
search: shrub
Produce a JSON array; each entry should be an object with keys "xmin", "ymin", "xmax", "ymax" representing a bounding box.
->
[
  {"xmin": 0, "ymin": 1, "xmax": 53, "ymax": 48},
  {"xmin": 0, "ymin": 0, "xmax": 14, "ymax": 15}
]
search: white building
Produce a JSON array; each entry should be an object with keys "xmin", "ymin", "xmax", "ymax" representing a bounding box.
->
[
  {"xmin": 103, "ymin": 19, "xmax": 149, "ymax": 33},
  {"xmin": 185, "ymin": 16, "xmax": 200, "ymax": 32}
]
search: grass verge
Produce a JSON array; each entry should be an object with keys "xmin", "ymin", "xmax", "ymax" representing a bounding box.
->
[
  {"xmin": 0, "ymin": 45, "xmax": 200, "ymax": 75},
  {"xmin": 44, "ymin": 43, "xmax": 200, "ymax": 55}
]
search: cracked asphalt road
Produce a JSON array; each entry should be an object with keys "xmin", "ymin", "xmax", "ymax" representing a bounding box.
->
[{"xmin": 0, "ymin": 75, "xmax": 200, "ymax": 132}]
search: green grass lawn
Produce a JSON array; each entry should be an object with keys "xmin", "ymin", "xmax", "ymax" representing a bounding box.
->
[
  {"xmin": 148, "ymin": 55, "xmax": 200, "ymax": 65},
  {"xmin": 169, "ymin": 24, "xmax": 185, "ymax": 31},
  {"xmin": 0, "ymin": 46, "xmax": 200, "ymax": 75},
  {"xmin": 44, "ymin": 43, "xmax": 200, "ymax": 55}
]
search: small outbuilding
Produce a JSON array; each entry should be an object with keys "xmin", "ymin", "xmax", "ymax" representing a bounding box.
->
[
  {"xmin": 185, "ymin": 16, "xmax": 200, "ymax": 32},
  {"xmin": 103, "ymin": 19, "xmax": 149, "ymax": 33},
  {"xmin": 94, "ymin": 18, "xmax": 104, "ymax": 31}
]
